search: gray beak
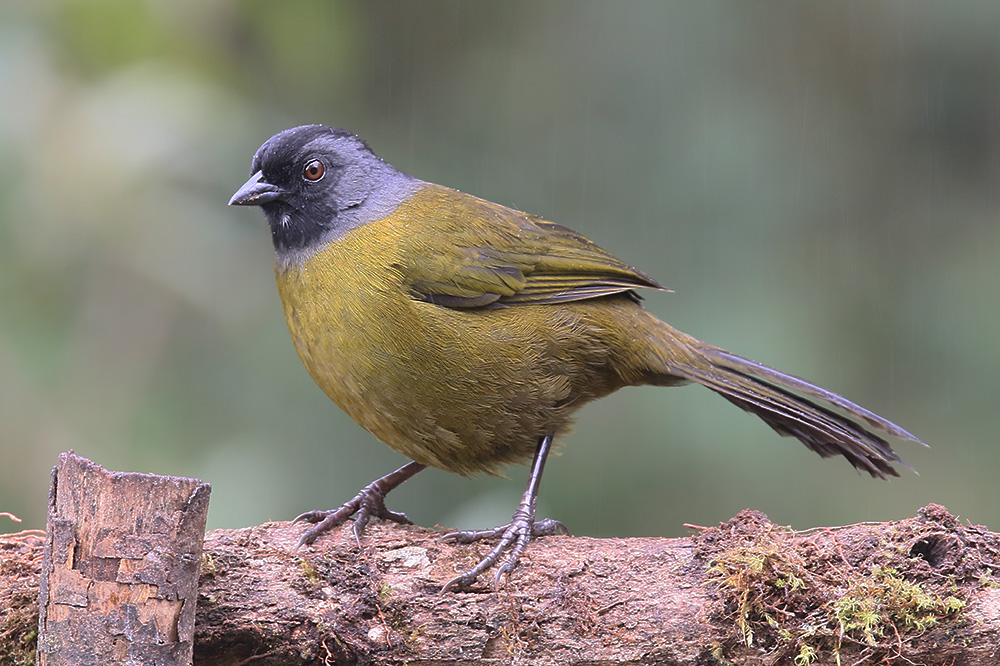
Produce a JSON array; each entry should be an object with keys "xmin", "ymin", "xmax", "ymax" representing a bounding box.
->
[{"xmin": 229, "ymin": 171, "xmax": 286, "ymax": 206}]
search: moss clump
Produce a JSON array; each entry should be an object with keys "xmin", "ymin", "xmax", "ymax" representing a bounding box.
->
[
  {"xmin": 833, "ymin": 566, "xmax": 964, "ymax": 646},
  {"xmin": 707, "ymin": 528, "xmax": 967, "ymax": 664},
  {"xmin": 0, "ymin": 533, "xmax": 42, "ymax": 666},
  {"xmin": 0, "ymin": 591, "xmax": 38, "ymax": 666},
  {"xmin": 793, "ymin": 641, "xmax": 817, "ymax": 665},
  {"xmin": 707, "ymin": 536, "xmax": 810, "ymax": 646},
  {"xmin": 299, "ymin": 557, "xmax": 322, "ymax": 585}
]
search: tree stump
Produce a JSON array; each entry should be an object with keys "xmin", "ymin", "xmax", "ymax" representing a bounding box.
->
[{"xmin": 36, "ymin": 452, "xmax": 211, "ymax": 666}]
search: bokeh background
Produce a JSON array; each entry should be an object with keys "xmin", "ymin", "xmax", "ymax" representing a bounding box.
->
[{"xmin": 1, "ymin": 2, "xmax": 998, "ymax": 539}]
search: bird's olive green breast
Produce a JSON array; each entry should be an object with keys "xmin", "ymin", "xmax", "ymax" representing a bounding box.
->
[{"xmin": 274, "ymin": 184, "xmax": 666, "ymax": 476}]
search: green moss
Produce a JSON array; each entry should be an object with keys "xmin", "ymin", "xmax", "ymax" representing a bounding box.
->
[
  {"xmin": 299, "ymin": 557, "xmax": 321, "ymax": 584},
  {"xmin": 0, "ymin": 599, "xmax": 37, "ymax": 666},
  {"xmin": 708, "ymin": 534, "xmax": 967, "ymax": 664},
  {"xmin": 707, "ymin": 537, "xmax": 810, "ymax": 646},
  {"xmin": 201, "ymin": 552, "xmax": 216, "ymax": 576},
  {"xmin": 832, "ymin": 567, "xmax": 965, "ymax": 645},
  {"xmin": 793, "ymin": 642, "xmax": 817, "ymax": 665}
]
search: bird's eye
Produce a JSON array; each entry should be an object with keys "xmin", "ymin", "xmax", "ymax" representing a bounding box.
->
[{"xmin": 302, "ymin": 159, "xmax": 325, "ymax": 181}]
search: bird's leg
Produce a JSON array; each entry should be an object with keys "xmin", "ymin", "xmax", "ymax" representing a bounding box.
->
[
  {"xmin": 441, "ymin": 433, "xmax": 567, "ymax": 592},
  {"xmin": 294, "ymin": 461, "xmax": 427, "ymax": 547}
]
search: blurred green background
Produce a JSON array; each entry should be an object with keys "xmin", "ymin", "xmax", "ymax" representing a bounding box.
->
[{"xmin": 1, "ymin": 2, "xmax": 997, "ymax": 539}]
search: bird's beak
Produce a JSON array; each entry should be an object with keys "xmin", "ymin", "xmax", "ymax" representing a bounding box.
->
[{"xmin": 229, "ymin": 171, "xmax": 286, "ymax": 206}]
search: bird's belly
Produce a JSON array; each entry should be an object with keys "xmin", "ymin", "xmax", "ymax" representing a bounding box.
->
[{"xmin": 276, "ymin": 263, "xmax": 615, "ymax": 476}]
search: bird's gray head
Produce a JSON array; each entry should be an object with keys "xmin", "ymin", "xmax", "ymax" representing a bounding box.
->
[{"xmin": 229, "ymin": 125, "xmax": 418, "ymax": 264}]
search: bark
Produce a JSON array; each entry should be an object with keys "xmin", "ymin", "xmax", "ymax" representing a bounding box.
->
[
  {"xmin": 36, "ymin": 453, "xmax": 211, "ymax": 666},
  {"xmin": 3, "ymin": 474, "xmax": 999, "ymax": 665},
  {"xmin": 191, "ymin": 506, "xmax": 1000, "ymax": 665}
]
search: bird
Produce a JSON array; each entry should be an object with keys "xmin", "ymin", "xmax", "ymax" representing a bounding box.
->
[{"xmin": 229, "ymin": 124, "xmax": 924, "ymax": 591}]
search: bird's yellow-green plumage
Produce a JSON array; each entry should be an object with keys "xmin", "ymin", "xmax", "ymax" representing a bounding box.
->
[{"xmin": 276, "ymin": 183, "xmax": 690, "ymax": 475}]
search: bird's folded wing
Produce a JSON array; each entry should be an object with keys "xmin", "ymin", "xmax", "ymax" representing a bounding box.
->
[{"xmin": 403, "ymin": 213, "xmax": 665, "ymax": 309}]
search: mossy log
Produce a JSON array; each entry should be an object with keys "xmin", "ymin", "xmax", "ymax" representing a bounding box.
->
[{"xmin": 5, "ymin": 499, "xmax": 1000, "ymax": 665}]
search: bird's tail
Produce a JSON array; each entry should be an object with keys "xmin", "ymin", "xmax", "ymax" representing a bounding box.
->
[{"xmin": 648, "ymin": 327, "xmax": 925, "ymax": 479}]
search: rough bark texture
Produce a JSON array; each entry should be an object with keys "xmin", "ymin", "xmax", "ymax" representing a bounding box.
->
[
  {"xmin": 191, "ymin": 505, "xmax": 1000, "ymax": 665},
  {"xmin": 36, "ymin": 453, "xmax": 211, "ymax": 666},
  {"xmin": 3, "ymin": 503, "xmax": 998, "ymax": 665}
]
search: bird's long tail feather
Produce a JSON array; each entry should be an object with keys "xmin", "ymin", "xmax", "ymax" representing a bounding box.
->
[{"xmin": 663, "ymin": 340, "xmax": 925, "ymax": 479}]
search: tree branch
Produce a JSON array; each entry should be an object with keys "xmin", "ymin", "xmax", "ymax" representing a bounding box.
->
[{"xmin": 5, "ymin": 501, "xmax": 999, "ymax": 665}]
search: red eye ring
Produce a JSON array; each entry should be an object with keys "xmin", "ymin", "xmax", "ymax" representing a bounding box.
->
[{"xmin": 303, "ymin": 159, "xmax": 325, "ymax": 181}]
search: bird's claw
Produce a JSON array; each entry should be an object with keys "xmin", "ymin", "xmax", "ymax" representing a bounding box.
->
[
  {"xmin": 293, "ymin": 482, "xmax": 414, "ymax": 548},
  {"xmin": 440, "ymin": 517, "xmax": 567, "ymax": 592}
]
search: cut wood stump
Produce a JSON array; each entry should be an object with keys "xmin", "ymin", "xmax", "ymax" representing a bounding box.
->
[{"xmin": 36, "ymin": 452, "xmax": 211, "ymax": 666}]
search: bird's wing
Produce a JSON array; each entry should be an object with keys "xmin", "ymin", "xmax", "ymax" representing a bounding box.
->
[{"xmin": 401, "ymin": 200, "xmax": 665, "ymax": 309}]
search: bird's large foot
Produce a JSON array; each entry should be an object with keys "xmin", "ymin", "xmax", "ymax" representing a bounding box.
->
[
  {"xmin": 439, "ymin": 433, "xmax": 565, "ymax": 592},
  {"xmin": 293, "ymin": 489, "xmax": 412, "ymax": 547},
  {"xmin": 441, "ymin": 514, "xmax": 567, "ymax": 592},
  {"xmin": 293, "ymin": 461, "xmax": 426, "ymax": 547}
]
